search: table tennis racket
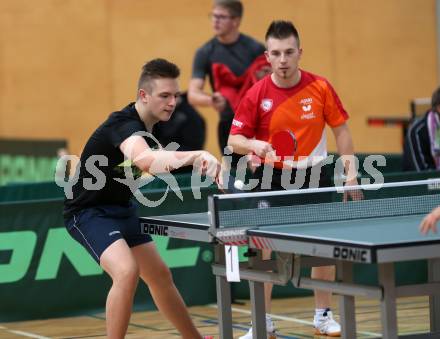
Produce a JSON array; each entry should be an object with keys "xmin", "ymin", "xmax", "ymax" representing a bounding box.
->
[{"xmin": 271, "ymin": 129, "xmax": 298, "ymax": 160}]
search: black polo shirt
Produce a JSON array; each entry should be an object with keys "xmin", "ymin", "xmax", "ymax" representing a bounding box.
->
[{"xmin": 64, "ymin": 103, "xmax": 157, "ymax": 218}]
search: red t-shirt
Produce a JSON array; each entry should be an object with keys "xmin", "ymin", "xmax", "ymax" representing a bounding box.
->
[{"xmin": 230, "ymin": 70, "xmax": 348, "ymax": 168}]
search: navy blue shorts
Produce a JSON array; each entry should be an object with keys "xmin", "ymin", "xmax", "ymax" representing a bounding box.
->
[{"xmin": 64, "ymin": 203, "xmax": 152, "ymax": 263}]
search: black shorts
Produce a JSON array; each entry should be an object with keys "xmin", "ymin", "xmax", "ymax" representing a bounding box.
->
[
  {"xmin": 64, "ymin": 203, "xmax": 152, "ymax": 263},
  {"xmin": 252, "ymin": 164, "xmax": 331, "ymax": 191}
]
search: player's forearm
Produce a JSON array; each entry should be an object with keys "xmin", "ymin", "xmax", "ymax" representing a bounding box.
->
[
  {"xmin": 334, "ymin": 126, "xmax": 357, "ymax": 182},
  {"xmin": 227, "ymin": 134, "xmax": 254, "ymax": 155},
  {"xmin": 136, "ymin": 150, "xmax": 202, "ymax": 174},
  {"xmin": 187, "ymin": 89, "xmax": 213, "ymax": 107}
]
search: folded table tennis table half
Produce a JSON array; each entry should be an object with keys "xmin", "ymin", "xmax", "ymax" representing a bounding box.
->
[{"xmin": 140, "ymin": 179, "xmax": 440, "ymax": 339}]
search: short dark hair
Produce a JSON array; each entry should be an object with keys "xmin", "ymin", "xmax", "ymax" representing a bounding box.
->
[
  {"xmin": 265, "ymin": 20, "xmax": 300, "ymax": 46},
  {"xmin": 214, "ymin": 0, "xmax": 243, "ymax": 18},
  {"xmin": 432, "ymin": 86, "xmax": 440, "ymax": 111},
  {"xmin": 138, "ymin": 58, "xmax": 180, "ymax": 91}
]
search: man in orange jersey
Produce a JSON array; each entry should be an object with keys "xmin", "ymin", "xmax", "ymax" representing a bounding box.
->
[{"xmin": 228, "ymin": 20, "xmax": 359, "ymax": 338}]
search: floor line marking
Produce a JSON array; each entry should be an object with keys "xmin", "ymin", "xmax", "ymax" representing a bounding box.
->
[
  {"xmin": 208, "ymin": 304, "xmax": 381, "ymax": 337},
  {"xmin": 1, "ymin": 328, "xmax": 52, "ymax": 339}
]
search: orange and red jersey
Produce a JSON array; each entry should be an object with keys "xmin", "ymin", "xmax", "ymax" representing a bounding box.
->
[{"xmin": 230, "ymin": 70, "xmax": 348, "ymax": 168}]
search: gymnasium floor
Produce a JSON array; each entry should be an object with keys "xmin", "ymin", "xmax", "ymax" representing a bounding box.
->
[{"xmin": 0, "ymin": 295, "xmax": 429, "ymax": 338}]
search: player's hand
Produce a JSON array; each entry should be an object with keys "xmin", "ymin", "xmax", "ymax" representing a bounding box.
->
[
  {"xmin": 216, "ymin": 166, "xmax": 231, "ymax": 193},
  {"xmin": 212, "ymin": 92, "xmax": 227, "ymax": 113},
  {"xmin": 250, "ymin": 140, "xmax": 278, "ymax": 163},
  {"xmin": 420, "ymin": 207, "xmax": 440, "ymax": 235},
  {"xmin": 343, "ymin": 178, "xmax": 364, "ymax": 202},
  {"xmin": 246, "ymin": 154, "xmax": 260, "ymax": 173},
  {"xmin": 255, "ymin": 65, "xmax": 272, "ymax": 80},
  {"xmin": 194, "ymin": 151, "xmax": 221, "ymax": 180}
]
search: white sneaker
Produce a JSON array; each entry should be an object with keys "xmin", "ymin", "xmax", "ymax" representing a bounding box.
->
[
  {"xmin": 313, "ymin": 309, "xmax": 341, "ymax": 337},
  {"xmin": 239, "ymin": 315, "xmax": 277, "ymax": 339}
]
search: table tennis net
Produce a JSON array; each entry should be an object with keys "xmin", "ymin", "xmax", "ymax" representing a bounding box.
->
[{"xmin": 211, "ymin": 179, "xmax": 440, "ymax": 228}]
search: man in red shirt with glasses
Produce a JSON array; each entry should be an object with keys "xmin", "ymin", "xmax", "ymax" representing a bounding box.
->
[{"xmin": 188, "ymin": 0, "xmax": 266, "ymax": 157}]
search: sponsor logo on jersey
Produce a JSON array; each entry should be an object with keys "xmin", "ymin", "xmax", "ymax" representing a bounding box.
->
[
  {"xmin": 302, "ymin": 104, "xmax": 312, "ymax": 112},
  {"xmin": 260, "ymin": 98, "xmax": 273, "ymax": 112},
  {"xmin": 301, "ymin": 112, "xmax": 316, "ymax": 120},
  {"xmin": 300, "ymin": 97, "xmax": 313, "ymax": 105},
  {"xmin": 299, "ymin": 98, "xmax": 315, "ymax": 114},
  {"xmin": 232, "ymin": 119, "xmax": 243, "ymax": 128}
]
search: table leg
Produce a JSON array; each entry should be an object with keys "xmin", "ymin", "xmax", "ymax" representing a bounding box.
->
[
  {"xmin": 249, "ymin": 280, "xmax": 267, "ymax": 339},
  {"xmin": 215, "ymin": 245, "xmax": 233, "ymax": 339},
  {"xmin": 428, "ymin": 258, "xmax": 440, "ymax": 332},
  {"xmin": 378, "ymin": 263, "xmax": 398, "ymax": 339},
  {"xmin": 337, "ymin": 261, "xmax": 357, "ymax": 339},
  {"xmin": 216, "ymin": 275, "xmax": 233, "ymax": 339}
]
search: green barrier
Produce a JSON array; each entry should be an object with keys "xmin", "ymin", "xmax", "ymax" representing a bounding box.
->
[
  {"xmin": 355, "ymin": 152, "xmax": 403, "ymax": 174},
  {"xmin": 327, "ymin": 152, "xmax": 402, "ymax": 176},
  {"xmin": 0, "ymin": 181, "xmax": 64, "ymax": 202},
  {"xmin": 0, "ymin": 153, "xmax": 406, "ymax": 203},
  {"xmin": 1, "ymin": 168, "xmax": 438, "ymax": 320},
  {"xmin": 0, "ymin": 181, "xmax": 218, "ymax": 322},
  {"xmin": 0, "ymin": 171, "xmax": 212, "ymax": 203},
  {"xmin": 0, "ymin": 155, "xmax": 60, "ymax": 186},
  {"xmin": 0, "ymin": 138, "xmax": 66, "ymax": 185},
  {"xmin": 0, "ymin": 151, "xmax": 403, "ymax": 188}
]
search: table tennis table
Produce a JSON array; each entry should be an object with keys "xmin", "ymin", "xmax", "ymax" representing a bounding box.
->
[{"xmin": 140, "ymin": 179, "xmax": 440, "ymax": 339}]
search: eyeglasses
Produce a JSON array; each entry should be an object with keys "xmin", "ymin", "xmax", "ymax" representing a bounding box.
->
[{"xmin": 208, "ymin": 13, "xmax": 235, "ymax": 21}]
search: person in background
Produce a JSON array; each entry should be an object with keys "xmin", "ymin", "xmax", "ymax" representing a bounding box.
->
[
  {"xmin": 403, "ymin": 86, "xmax": 440, "ymax": 171},
  {"xmin": 188, "ymin": 0, "xmax": 266, "ymax": 155},
  {"xmin": 153, "ymin": 92, "xmax": 206, "ymax": 174}
]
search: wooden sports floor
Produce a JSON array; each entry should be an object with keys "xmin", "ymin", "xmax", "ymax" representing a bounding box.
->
[{"xmin": 0, "ymin": 295, "xmax": 429, "ymax": 339}]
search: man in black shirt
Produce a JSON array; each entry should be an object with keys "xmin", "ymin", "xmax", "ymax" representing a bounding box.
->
[{"xmin": 64, "ymin": 59, "xmax": 220, "ymax": 339}]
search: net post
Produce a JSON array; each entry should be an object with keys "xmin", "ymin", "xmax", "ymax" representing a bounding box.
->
[{"xmin": 208, "ymin": 194, "xmax": 219, "ymax": 229}]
